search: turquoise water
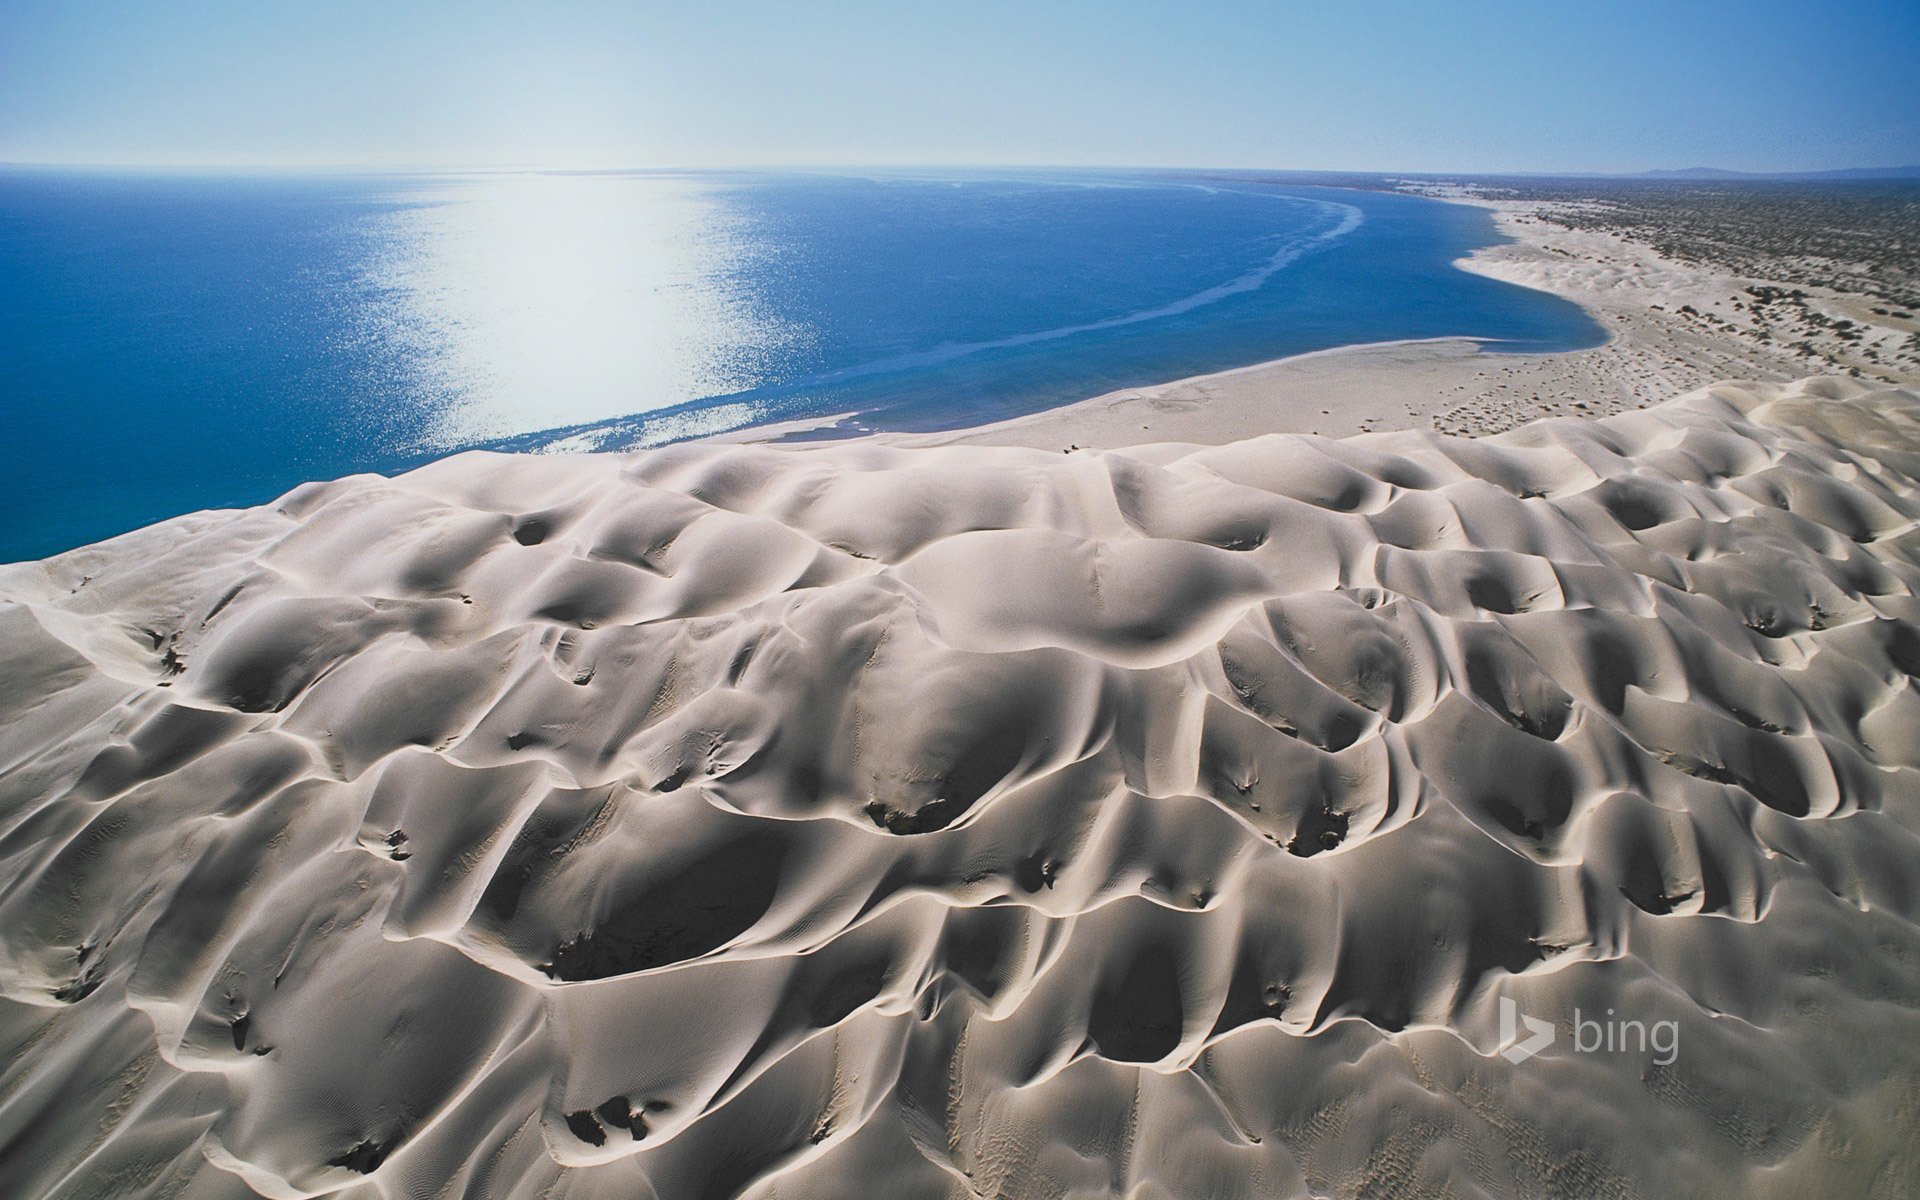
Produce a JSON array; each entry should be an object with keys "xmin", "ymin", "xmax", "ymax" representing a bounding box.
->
[{"xmin": 0, "ymin": 168, "xmax": 1604, "ymax": 561}]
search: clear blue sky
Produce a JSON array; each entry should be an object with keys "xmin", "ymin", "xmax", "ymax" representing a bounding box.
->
[{"xmin": 2, "ymin": 0, "xmax": 1915, "ymax": 173}]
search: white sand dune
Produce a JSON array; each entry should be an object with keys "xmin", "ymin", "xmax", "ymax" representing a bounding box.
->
[{"xmin": 4, "ymin": 376, "xmax": 1920, "ymax": 1198}]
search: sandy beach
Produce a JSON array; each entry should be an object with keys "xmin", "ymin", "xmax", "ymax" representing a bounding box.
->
[{"xmin": 867, "ymin": 186, "xmax": 1920, "ymax": 451}]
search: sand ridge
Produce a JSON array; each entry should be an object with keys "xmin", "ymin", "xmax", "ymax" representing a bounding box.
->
[{"xmin": 3, "ymin": 377, "xmax": 1920, "ymax": 1197}]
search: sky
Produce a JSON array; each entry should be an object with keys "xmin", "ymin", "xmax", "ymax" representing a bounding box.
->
[{"xmin": 1, "ymin": 0, "xmax": 1916, "ymax": 174}]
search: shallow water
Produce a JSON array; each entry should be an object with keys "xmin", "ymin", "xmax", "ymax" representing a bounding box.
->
[{"xmin": 0, "ymin": 167, "xmax": 1603, "ymax": 560}]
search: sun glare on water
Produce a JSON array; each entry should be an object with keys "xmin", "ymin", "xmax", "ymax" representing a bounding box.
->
[{"xmin": 359, "ymin": 172, "xmax": 804, "ymax": 449}]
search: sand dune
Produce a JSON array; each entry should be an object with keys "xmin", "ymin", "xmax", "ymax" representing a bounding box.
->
[{"xmin": 4, "ymin": 377, "xmax": 1920, "ymax": 1198}]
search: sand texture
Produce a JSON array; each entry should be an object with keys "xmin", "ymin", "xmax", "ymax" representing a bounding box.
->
[{"xmin": 5, "ymin": 377, "xmax": 1920, "ymax": 1198}]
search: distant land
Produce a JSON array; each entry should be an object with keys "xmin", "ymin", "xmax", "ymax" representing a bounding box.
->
[{"xmin": 1637, "ymin": 165, "xmax": 1920, "ymax": 180}]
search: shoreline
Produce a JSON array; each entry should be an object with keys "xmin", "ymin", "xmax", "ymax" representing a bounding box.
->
[{"xmin": 729, "ymin": 186, "xmax": 1916, "ymax": 453}]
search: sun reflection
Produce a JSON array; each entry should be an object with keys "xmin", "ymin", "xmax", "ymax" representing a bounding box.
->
[{"xmin": 360, "ymin": 172, "xmax": 806, "ymax": 449}]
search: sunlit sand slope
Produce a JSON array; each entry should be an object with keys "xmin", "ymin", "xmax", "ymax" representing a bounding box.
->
[{"xmin": 3, "ymin": 376, "xmax": 1919, "ymax": 1198}]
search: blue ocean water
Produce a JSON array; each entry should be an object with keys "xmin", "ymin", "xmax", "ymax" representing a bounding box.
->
[{"xmin": 0, "ymin": 168, "xmax": 1604, "ymax": 561}]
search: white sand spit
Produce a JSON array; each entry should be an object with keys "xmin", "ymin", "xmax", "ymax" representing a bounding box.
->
[{"xmin": 3, "ymin": 377, "xmax": 1920, "ymax": 1198}]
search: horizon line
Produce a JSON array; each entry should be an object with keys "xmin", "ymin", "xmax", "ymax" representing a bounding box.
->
[{"xmin": 3, "ymin": 158, "xmax": 1918, "ymax": 181}]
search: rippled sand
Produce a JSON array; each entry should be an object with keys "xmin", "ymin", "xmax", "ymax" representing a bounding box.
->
[{"xmin": 3, "ymin": 377, "xmax": 1919, "ymax": 1198}]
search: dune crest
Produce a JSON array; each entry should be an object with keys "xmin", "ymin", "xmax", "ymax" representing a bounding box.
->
[{"xmin": 4, "ymin": 377, "xmax": 1920, "ymax": 1198}]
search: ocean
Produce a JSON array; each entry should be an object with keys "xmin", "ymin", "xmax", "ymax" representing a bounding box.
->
[{"xmin": 0, "ymin": 167, "xmax": 1604, "ymax": 561}]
